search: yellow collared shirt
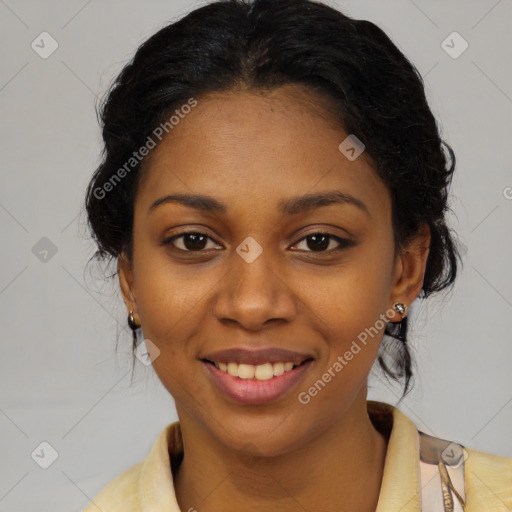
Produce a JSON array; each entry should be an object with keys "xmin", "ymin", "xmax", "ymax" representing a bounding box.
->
[{"xmin": 83, "ymin": 401, "xmax": 512, "ymax": 511}]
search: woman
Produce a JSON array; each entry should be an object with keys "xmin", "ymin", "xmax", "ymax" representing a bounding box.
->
[{"xmin": 83, "ymin": 0, "xmax": 512, "ymax": 510}]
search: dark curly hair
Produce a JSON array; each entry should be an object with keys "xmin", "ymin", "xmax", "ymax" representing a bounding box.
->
[{"xmin": 84, "ymin": 0, "xmax": 461, "ymax": 396}]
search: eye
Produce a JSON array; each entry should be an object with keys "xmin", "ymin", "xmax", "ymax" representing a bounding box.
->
[
  {"xmin": 162, "ymin": 230, "xmax": 354, "ymax": 254},
  {"xmin": 162, "ymin": 231, "xmax": 222, "ymax": 252},
  {"xmin": 292, "ymin": 232, "xmax": 354, "ymax": 253}
]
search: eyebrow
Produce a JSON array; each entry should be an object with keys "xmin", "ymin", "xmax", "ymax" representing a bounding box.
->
[{"xmin": 148, "ymin": 191, "xmax": 370, "ymax": 217}]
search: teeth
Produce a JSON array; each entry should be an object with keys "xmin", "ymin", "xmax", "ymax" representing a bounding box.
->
[
  {"xmin": 273, "ymin": 362, "xmax": 284, "ymax": 376},
  {"xmin": 227, "ymin": 362, "xmax": 238, "ymax": 377},
  {"xmin": 213, "ymin": 360, "xmax": 303, "ymax": 380},
  {"xmin": 254, "ymin": 363, "xmax": 273, "ymax": 380},
  {"xmin": 238, "ymin": 364, "xmax": 255, "ymax": 379}
]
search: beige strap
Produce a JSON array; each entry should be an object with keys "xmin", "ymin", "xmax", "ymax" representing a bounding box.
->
[{"xmin": 419, "ymin": 432, "xmax": 467, "ymax": 511}]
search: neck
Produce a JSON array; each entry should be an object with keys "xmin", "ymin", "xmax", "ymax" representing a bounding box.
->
[{"xmin": 174, "ymin": 391, "xmax": 388, "ymax": 512}]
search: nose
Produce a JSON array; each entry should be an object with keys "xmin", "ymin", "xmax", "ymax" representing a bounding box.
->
[{"xmin": 212, "ymin": 248, "xmax": 298, "ymax": 331}]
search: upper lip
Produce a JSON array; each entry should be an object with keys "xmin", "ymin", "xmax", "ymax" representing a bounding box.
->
[{"xmin": 201, "ymin": 347, "xmax": 314, "ymax": 366}]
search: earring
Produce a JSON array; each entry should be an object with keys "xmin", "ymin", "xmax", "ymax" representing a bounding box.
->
[
  {"xmin": 128, "ymin": 309, "xmax": 140, "ymax": 346},
  {"xmin": 393, "ymin": 302, "xmax": 407, "ymax": 318}
]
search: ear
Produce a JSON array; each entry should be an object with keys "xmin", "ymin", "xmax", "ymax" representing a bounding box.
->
[
  {"xmin": 118, "ymin": 251, "xmax": 138, "ymax": 320},
  {"xmin": 389, "ymin": 223, "xmax": 431, "ymax": 320}
]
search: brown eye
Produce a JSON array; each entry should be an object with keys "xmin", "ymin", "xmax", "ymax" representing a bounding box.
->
[
  {"xmin": 163, "ymin": 232, "xmax": 221, "ymax": 252},
  {"xmin": 293, "ymin": 233, "xmax": 354, "ymax": 253}
]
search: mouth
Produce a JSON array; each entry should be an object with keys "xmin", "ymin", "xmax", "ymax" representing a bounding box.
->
[
  {"xmin": 201, "ymin": 358, "xmax": 313, "ymax": 379},
  {"xmin": 201, "ymin": 357, "xmax": 314, "ymax": 405}
]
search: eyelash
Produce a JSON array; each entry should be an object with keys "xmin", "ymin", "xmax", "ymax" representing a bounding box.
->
[{"xmin": 161, "ymin": 230, "xmax": 354, "ymax": 254}]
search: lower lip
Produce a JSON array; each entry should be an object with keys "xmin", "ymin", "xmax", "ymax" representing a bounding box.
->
[{"xmin": 202, "ymin": 359, "xmax": 314, "ymax": 405}]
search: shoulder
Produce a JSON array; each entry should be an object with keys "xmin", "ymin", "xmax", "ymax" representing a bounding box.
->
[
  {"xmin": 418, "ymin": 429, "xmax": 512, "ymax": 509},
  {"xmin": 82, "ymin": 421, "xmax": 182, "ymax": 512},
  {"xmin": 83, "ymin": 460, "xmax": 144, "ymax": 512},
  {"xmin": 373, "ymin": 401, "xmax": 512, "ymax": 510},
  {"xmin": 464, "ymin": 446, "xmax": 512, "ymax": 509}
]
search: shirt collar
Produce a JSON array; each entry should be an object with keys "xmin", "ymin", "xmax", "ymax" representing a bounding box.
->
[
  {"xmin": 138, "ymin": 400, "xmax": 422, "ymax": 511},
  {"xmin": 369, "ymin": 400, "xmax": 422, "ymax": 512}
]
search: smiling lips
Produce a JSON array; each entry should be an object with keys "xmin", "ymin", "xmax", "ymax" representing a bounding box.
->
[
  {"xmin": 215, "ymin": 361, "xmax": 298, "ymax": 380},
  {"xmin": 202, "ymin": 346, "xmax": 313, "ymax": 365},
  {"xmin": 202, "ymin": 347, "xmax": 312, "ymax": 380},
  {"xmin": 201, "ymin": 346, "xmax": 314, "ymax": 404}
]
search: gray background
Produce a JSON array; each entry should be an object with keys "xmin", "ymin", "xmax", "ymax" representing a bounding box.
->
[{"xmin": 1, "ymin": 0, "xmax": 511, "ymax": 510}]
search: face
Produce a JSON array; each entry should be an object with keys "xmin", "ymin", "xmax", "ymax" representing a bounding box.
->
[{"xmin": 119, "ymin": 85, "xmax": 429, "ymax": 456}]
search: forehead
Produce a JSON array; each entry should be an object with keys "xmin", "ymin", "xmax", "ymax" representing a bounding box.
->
[{"xmin": 136, "ymin": 86, "xmax": 390, "ymax": 218}]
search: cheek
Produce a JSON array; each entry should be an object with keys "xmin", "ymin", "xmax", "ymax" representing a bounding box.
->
[
  {"xmin": 297, "ymin": 236, "xmax": 394, "ymax": 387},
  {"xmin": 302, "ymin": 240, "xmax": 394, "ymax": 337},
  {"xmin": 296, "ymin": 294, "xmax": 388, "ymax": 417},
  {"xmin": 131, "ymin": 236, "xmax": 213, "ymax": 338},
  {"xmin": 129, "ymin": 245, "xmax": 216, "ymax": 394}
]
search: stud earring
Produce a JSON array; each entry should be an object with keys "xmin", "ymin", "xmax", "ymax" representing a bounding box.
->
[{"xmin": 393, "ymin": 302, "xmax": 407, "ymax": 318}]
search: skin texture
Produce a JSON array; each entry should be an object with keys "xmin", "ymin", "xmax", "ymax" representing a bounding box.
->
[{"xmin": 118, "ymin": 84, "xmax": 430, "ymax": 512}]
